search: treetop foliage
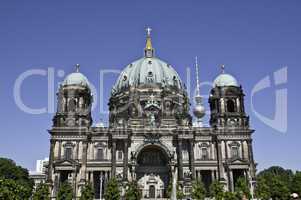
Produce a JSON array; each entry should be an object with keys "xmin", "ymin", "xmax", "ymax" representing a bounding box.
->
[{"xmin": 104, "ymin": 178, "xmax": 120, "ymax": 200}]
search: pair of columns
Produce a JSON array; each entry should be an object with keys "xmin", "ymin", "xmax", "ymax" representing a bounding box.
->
[
  {"xmin": 196, "ymin": 170, "xmax": 216, "ymax": 182},
  {"xmin": 178, "ymin": 139, "xmax": 195, "ymax": 181},
  {"xmin": 88, "ymin": 171, "xmax": 110, "ymax": 185},
  {"xmin": 111, "ymin": 139, "xmax": 128, "ymax": 180}
]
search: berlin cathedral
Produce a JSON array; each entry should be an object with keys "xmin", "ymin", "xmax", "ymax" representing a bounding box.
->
[{"xmin": 46, "ymin": 28, "xmax": 256, "ymax": 199}]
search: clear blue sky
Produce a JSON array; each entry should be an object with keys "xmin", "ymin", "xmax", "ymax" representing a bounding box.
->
[{"xmin": 0, "ymin": 0, "xmax": 300, "ymax": 172}]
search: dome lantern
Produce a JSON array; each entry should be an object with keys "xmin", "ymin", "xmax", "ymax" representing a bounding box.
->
[{"xmin": 144, "ymin": 27, "xmax": 154, "ymax": 58}]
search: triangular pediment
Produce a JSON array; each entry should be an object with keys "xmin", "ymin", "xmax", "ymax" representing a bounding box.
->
[
  {"xmin": 228, "ymin": 157, "xmax": 248, "ymax": 164},
  {"xmin": 55, "ymin": 159, "xmax": 79, "ymax": 166}
]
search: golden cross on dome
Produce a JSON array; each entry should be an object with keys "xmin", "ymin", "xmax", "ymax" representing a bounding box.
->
[
  {"xmin": 146, "ymin": 27, "xmax": 152, "ymax": 37},
  {"xmin": 220, "ymin": 64, "xmax": 225, "ymax": 74},
  {"xmin": 144, "ymin": 27, "xmax": 154, "ymax": 57},
  {"xmin": 75, "ymin": 64, "xmax": 80, "ymax": 72}
]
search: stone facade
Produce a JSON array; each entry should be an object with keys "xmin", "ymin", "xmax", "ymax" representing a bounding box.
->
[{"xmin": 46, "ymin": 31, "xmax": 256, "ymax": 199}]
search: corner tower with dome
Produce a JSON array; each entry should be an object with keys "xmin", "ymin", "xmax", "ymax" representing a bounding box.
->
[{"xmin": 46, "ymin": 29, "xmax": 256, "ymax": 199}]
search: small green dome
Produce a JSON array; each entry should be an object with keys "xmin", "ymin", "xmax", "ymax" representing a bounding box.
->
[
  {"xmin": 112, "ymin": 57, "xmax": 183, "ymax": 94},
  {"xmin": 62, "ymin": 72, "xmax": 90, "ymax": 87},
  {"xmin": 213, "ymin": 73, "xmax": 239, "ymax": 87}
]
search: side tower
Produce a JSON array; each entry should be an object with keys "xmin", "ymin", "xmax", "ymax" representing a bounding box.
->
[
  {"xmin": 47, "ymin": 64, "xmax": 93, "ymax": 198},
  {"xmin": 209, "ymin": 65, "xmax": 256, "ymax": 192},
  {"xmin": 53, "ymin": 64, "xmax": 92, "ymax": 127}
]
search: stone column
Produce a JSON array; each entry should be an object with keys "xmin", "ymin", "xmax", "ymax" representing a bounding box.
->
[
  {"xmin": 105, "ymin": 171, "xmax": 108, "ymax": 186},
  {"xmin": 199, "ymin": 171, "xmax": 202, "ymax": 181},
  {"xmin": 229, "ymin": 169, "xmax": 234, "ymax": 192},
  {"xmin": 123, "ymin": 140, "xmax": 128, "ymax": 181},
  {"xmin": 90, "ymin": 172, "xmax": 94, "ymax": 187},
  {"xmin": 111, "ymin": 140, "xmax": 117, "ymax": 177},
  {"xmin": 211, "ymin": 170, "xmax": 215, "ymax": 181},
  {"xmin": 177, "ymin": 140, "xmax": 184, "ymax": 181},
  {"xmin": 189, "ymin": 140, "xmax": 195, "ymax": 179}
]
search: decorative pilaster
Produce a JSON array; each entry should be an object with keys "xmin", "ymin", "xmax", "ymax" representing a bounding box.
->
[
  {"xmin": 177, "ymin": 139, "xmax": 183, "ymax": 181},
  {"xmin": 123, "ymin": 140, "xmax": 128, "ymax": 181},
  {"xmin": 112, "ymin": 140, "xmax": 116, "ymax": 177},
  {"xmin": 189, "ymin": 140, "xmax": 195, "ymax": 179},
  {"xmin": 216, "ymin": 140, "xmax": 225, "ymax": 181},
  {"xmin": 80, "ymin": 141, "xmax": 88, "ymax": 181},
  {"xmin": 47, "ymin": 139, "xmax": 55, "ymax": 183},
  {"xmin": 247, "ymin": 140, "xmax": 256, "ymax": 178}
]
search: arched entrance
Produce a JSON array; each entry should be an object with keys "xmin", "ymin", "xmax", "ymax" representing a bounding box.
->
[{"xmin": 136, "ymin": 145, "xmax": 170, "ymax": 198}]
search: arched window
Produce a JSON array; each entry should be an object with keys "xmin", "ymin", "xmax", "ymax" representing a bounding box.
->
[
  {"xmin": 68, "ymin": 98, "xmax": 77, "ymax": 112},
  {"xmin": 227, "ymin": 99, "xmax": 235, "ymax": 112}
]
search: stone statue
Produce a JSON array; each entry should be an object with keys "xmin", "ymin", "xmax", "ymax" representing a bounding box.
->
[{"xmin": 149, "ymin": 113, "xmax": 156, "ymax": 127}]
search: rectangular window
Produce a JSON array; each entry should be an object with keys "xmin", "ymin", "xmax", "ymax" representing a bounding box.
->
[
  {"xmin": 201, "ymin": 148, "xmax": 208, "ymax": 160},
  {"xmin": 65, "ymin": 147, "xmax": 72, "ymax": 160},
  {"xmin": 96, "ymin": 148, "xmax": 104, "ymax": 160},
  {"xmin": 231, "ymin": 146, "xmax": 239, "ymax": 158},
  {"xmin": 117, "ymin": 151, "xmax": 123, "ymax": 160}
]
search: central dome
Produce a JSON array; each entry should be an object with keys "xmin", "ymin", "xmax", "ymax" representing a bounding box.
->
[
  {"xmin": 112, "ymin": 57, "xmax": 183, "ymax": 95},
  {"xmin": 111, "ymin": 29, "xmax": 183, "ymax": 95}
]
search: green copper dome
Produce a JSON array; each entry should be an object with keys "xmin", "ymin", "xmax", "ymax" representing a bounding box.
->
[
  {"xmin": 213, "ymin": 73, "xmax": 239, "ymax": 87},
  {"xmin": 111, "ymin": 29, "xmax": 183, "ymax": 95},
  {"xmin": 112, "ymin": 57, "xmax": 183, "ymax": 94},
  {"xmin": 62, "ymin": 64, "xmax": 90, "ymax": 88}
]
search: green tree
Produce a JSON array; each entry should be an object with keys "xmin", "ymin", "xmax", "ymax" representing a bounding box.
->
[
  {"xmin": 235, "ymin": 177, "xmax": 250, "ymax": 199},
  {"xmin": 80, "ymin": 183, "xmax": 94, "ymax": 200},
  {"xmin": 0, "ymin": 157, "xmax": 33, "ymax": 196},
  {"xmin": 191, "ymin": 181, "xmax": 206, "ymax": 200},
  {"xmin": 223, "ymin": 191, "xmax": 238, "ymax": 200},
  {"xmin": 209, "ymin": 180, "xmax": 224, "ymax": 200},
  {"xmin": 176, "ymin": 185, "xmax": 184, "ymax": 199},
  {"xmin": 256, "ymin": 166, "xmax": 292, "ymax": 200},
  {"xmin": 269, "ymin": 176, "xmax": 290, "ymax": 200},
  {"xmin": 258, "ymin": 166, "xmax": 293, "ymax": 190},
  {"xmin": 255, "ymin": 177, "xmax": 271, "ymax": 200},
  {"xmin": 0, "ymin": 178, "xmax": 30, "ymax": 200},
  {"xmin": 57, "ymin": 182, "xmax": 73, "ymax": 200},
  {"xmin": 292, "ymin": 171, "xmax": 301, "ymax": 196},
  {"xmin": 104, "ymin": 178, "xmax": 120, "ymax": 200},
  {"xmin": 125, "ymin": 181, "xmax": 141, "ymax": 200},
  {"xmin": 32, "ymin": 183, "xmax": 50, "ymax": 200},
  {"xmin": 166, "ymin": 181, "xmax": 184, "ymax": 199}
]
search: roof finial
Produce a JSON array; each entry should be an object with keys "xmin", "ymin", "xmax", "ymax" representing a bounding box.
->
[
  {"xmin": 221, "ymin": 64, "xmax": 225, "ymax": 74},
  {"xmin": 145, "ymin": 27, "xmax": 153, "ymax": 50},
  {"xmin": 144, "ymin": 27, "xmax": 154, "ymax": 57},
  {"xmin": 195, "ymin": 56, "xmax": 200, "ymax": 96},
  {"xmin": 75, "ymin": 64, "xmax": 80, "ymax": 72},
  {"xmin": 146, "ymin": 27, "xmax": 152, "ymax": 37}
]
